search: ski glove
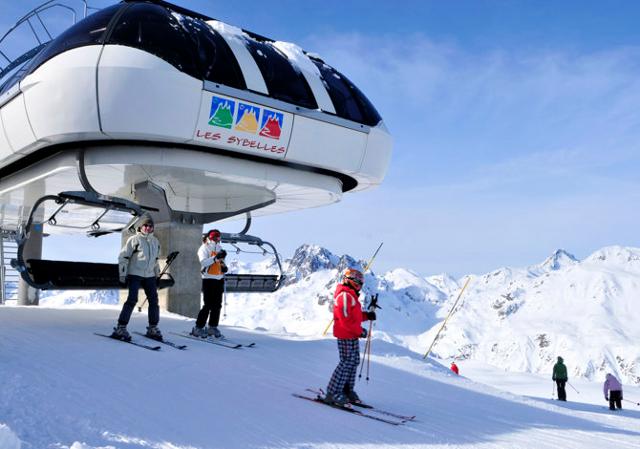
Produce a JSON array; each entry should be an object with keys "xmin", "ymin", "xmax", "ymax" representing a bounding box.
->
[
  {"xmin": 216, "ymin": 249, "xmax": 227, "ymax": 260},
  {"xmin": 364, "ymin": 311, "xmax": 376, "ymax": 321},
  {"xmin": 360, "ymin": 327, "xmax": 368, "ymax": 339},
  {"xmin": 119, "ymin": 275, "xmax": 127, "ymax": 285},
  {"xmin": 605, "ymin": 396, "xmax": 609, "ymax": 401}
]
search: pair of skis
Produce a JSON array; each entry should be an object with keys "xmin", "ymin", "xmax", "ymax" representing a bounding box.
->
[
  {"xmin": 93, "ymin": 332, "xmax": 185, "ymax": 351},
  {"xmin": 293, "ymin": 388, "xmax": 415, "ymax": 426},
  {"xmin": 170, "ymin": 331, "xmax": 255, "ymax": 349},
  {"xmin": 95, "ymin": 331, "xmax": 255, "ymax": 351}
]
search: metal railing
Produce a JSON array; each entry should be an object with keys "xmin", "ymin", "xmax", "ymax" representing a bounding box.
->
[
  {"xmin": 0, "ymin": 233, "xmax": 19, "ymax": 303},
  {"xmin": 0, "ymin": 0, "xmax": 96, "ymax": 80}
]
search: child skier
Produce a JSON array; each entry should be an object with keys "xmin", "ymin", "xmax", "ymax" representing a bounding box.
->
[
  {"xmin": 603, "ymin": 373, "xmax": 623, "ymax": 410},
  {"xmin": 323, "ymin": 268, "xmax": 376, "ymax": 407}
]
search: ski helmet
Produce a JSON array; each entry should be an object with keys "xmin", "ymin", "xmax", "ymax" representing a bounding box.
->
[
  {"xmin": 342, "ymin": 268, "xmax": 364, "ymax": 291},
  {"xmin": 207, "ymin": 229, "xmax": 221, "ymax": 241}
]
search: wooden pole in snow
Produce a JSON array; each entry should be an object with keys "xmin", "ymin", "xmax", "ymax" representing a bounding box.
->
[{"xmin": 422, "ymin": 276, "xmax": 472, "ymax": 360}]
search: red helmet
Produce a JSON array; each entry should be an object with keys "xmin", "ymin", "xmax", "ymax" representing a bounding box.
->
[
  {"xmin": 342, "ymin": 268, "xmax": 364, "ymax": 291},
  {"xmin": 207, "ymin": 229, "xmax": 221, "ymax": 241}
]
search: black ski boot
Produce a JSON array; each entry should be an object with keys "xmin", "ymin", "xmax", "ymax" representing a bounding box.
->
[
  {"xmin": 323, "ymin": 392, "xmax": 348, "ymax": 407},
  {"xmin": 344, "ymin": 387, "xmax": 363, "ymax": 405},
  {"xmin": 145, "ymin": 325, "xmax": 163, "ymax": 341},
  {"xmin": 111, "ymin": 324, "xmax": 131, "ymax": 341}
]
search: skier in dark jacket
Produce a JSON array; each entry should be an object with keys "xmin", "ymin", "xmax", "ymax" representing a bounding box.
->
[
  {"xmin": 552, "ymin": 356, "xmax": 568, "ymax": 401},
  {"xmin": 324, "ymin": 268, "xmax": 376, "ymax": 407}
]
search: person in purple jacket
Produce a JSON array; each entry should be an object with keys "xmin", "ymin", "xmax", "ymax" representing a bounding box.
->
[{"xmin": 603, "ymin": 373, "xmax": 623, "ymax": 410}]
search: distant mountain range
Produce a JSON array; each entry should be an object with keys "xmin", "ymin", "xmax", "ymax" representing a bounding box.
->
[
  {"xmin": 225, "ymin": 244, "xmax": 640, "ymax": 385},
  {"xmin": 36, "ymin": 243, "xmax": 640, "ymax": 384}
]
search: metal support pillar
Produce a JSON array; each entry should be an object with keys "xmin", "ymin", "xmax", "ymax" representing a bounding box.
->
[{"xmin": 17, "ymin": 224, "xmax": 43, "ymax": 305}]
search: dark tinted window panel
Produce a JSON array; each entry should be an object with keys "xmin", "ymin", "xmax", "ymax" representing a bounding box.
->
[
  {"xmin": 347, "ymin": 77, "xmax": 382, "ymax": 126},
  {"xmin": 174, "ymin": 15, "xmax": 245, "ymax": 89},
  {"xmin": 28, "ymin": 4, "xmax": 121, "ymax": 74},
  {"xmin": 244, "ymin": 39, "xmax": 317, "ymax": 109},
  {"xmin": 312, "ymin": 59, "xmax": 382, "ymax": 126},
  {"xmin": 108, "ymin": 4, "xmax": 199, "ymax": 79},
  {"xmin": 0, "ymin": 51, "xmax": 39, "ymax": 96}
]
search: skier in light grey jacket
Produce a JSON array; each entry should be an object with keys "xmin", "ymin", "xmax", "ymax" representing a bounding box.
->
[{"xmin": 111, "ymin": 216, "xmax": 162, "ymax": 341}]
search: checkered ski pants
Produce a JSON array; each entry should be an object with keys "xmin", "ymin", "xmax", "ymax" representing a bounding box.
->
[{"xmin": 327, "ymin": 338, "xmax": 361, "ymax": 397}]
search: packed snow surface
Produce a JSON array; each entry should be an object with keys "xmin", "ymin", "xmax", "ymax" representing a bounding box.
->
[
  {"xmin": 2, "ymin": 244, "xmax": 639, "ymax": 447},
  {"xmin": 1, "ymin": 305, "xmax": 639, "ymax": 449}
]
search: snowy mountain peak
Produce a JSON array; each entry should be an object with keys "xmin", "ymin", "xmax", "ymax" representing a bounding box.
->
[
  {"xmin": 539, "ymin": 249, "xmax": 578, "ymax": 271},
  {"xmin": 283, "ymin": 244, "xmax": 340, "ymax": 285},
  {"xmin": 584, "ymin": 245, "xmax": 640, "ymax": 265}
]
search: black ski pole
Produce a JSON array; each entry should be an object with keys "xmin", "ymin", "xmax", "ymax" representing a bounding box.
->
[
  {"xmin": 567, "ymin": 381, "xmax": 580, "ymax": 394},
  {"xmin": 223, "ymin": 277, "xmax": 227, "ymax": 319},
  {"xmin": 623, "ymin": 398, "xmax": 640, "ymax": 406},
  {"xmin": 358, "ymin": 294, "xmax": 380, "ymax": 381},
  {"xmin": 139, "ymin": 251, "xmax": 179, "ymax": 312},
  {"xmin": 358, "ymin": 323, "xmax": 371, "ymax": 379},
  {"xmin": 365, "ymin": 320, "xmax": 373, "ymax": 381}
]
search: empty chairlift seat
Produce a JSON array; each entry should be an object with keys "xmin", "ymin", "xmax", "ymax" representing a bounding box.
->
[
  {"xmin": 224, "ymin": 273, "xmax": 278, "ymax": 293},
  {"xmin": 26, "ymin": 259, "xmax": 175, "ymax": 290}
]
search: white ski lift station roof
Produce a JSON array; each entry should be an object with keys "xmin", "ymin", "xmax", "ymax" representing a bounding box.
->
[{"xmin": 0, "ymin": 0, "xmax": 392, "ymax": 233}]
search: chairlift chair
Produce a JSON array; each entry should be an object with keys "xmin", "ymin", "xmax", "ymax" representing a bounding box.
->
[
  {"xmin": 216, "ymin": 215, "xmax": 285, "ymax": 293},
  {"xmin": 11, "ymin": 191, "xmax": 176, "ymax": 290}
]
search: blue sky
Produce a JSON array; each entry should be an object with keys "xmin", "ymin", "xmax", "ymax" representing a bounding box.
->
[{"xmin": 2, "ymin": 0, "xmax": 640, "ymax": 277}]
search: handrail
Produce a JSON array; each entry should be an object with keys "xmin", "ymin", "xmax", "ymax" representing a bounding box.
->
[
  {"xmin": 0, "ymin": 1, "xmax": 89, "ymax": 75},
  {"xmin": 220, "ymin": 231, "xmax": 286, "ymax": 292}
]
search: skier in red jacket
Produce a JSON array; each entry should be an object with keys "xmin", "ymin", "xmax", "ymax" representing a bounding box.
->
[
  {"xmin": 450, "ymin": 362, "xmax": 459, "ymax": 375},
  {"xmin": 324, "ymin": 268, "xmax": 376, "ymax": 407}
]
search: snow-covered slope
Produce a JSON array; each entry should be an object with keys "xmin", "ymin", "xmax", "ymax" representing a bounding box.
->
[
  {"xmin": 222, "ymin": 244, "xmax": 640, "ymax": 385},
  {"xmin": 1, "ymin": 306, "xmax": 639, "ymax": 449},
  {"xmin": 428, "ymin": 246, "xmax": 640, "ymax": 385}
]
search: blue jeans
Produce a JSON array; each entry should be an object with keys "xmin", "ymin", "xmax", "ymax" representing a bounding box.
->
[{"xmin": 118, "ymin": 275, "xmax": 159, "ymax": 326}]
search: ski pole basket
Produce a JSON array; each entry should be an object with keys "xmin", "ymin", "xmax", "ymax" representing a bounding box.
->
[
  {"xmin": 220, "ymin": 232, "xmax": 284, "ymax": 293},
  {"xmin": 11, "ymin": 191, "xmax": 173, "ymax": 290}
]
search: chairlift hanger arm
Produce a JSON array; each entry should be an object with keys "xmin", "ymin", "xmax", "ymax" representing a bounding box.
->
[{"xmin": 11, "ymin": 189, "xmax": 168, "ymax": 291}]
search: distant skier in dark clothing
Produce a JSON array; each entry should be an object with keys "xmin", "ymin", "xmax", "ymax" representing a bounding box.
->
[
  {"xmin": 324, "ymin": 268, "xmax": 376, "ymax": 407},
  {"xmin": 552, "ymin": 356, "xmax": 568, "ymax": 401},
  {"xmin": 603, "ymin": 373, "xmax": 623, "ymax": 410},
  {"xmin": 451, "ymin": 362, "xmax": 459, "ymax": 375}
]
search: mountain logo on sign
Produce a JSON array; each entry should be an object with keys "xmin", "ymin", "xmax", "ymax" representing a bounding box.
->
[
  {"xmin": 209, "ymin": 96, "xmax": 235, "ymax": 129},
  {"xmin": 235, "ymin": 103, "xmax": 260, "ymax": 133},
  {"xmin": 259, "ymin": 110, "xmax": 284, "ymax": 139}
]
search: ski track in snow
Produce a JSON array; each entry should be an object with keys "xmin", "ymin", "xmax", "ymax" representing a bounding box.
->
[{"xmin": 1, "ymin": 306, "xmax": 639, "ymax": 448}]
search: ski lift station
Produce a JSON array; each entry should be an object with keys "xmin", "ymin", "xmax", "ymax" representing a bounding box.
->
[{"xmin": 0, "ymin": 0, "xmax": 392, "ymax": 315}]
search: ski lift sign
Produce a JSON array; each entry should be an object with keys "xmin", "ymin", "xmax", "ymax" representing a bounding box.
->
[{"xmin": 194, "ymin": 93, "xmax": 293, "ymax": 159}]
